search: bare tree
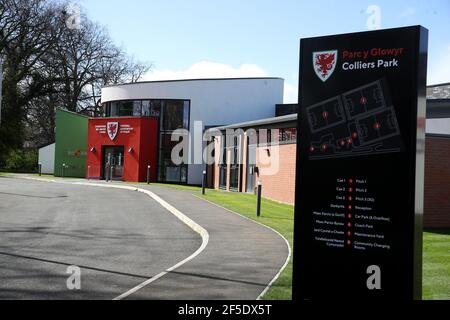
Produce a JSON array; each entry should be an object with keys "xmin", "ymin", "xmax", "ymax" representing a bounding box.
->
[
  {"xmin": 0, "ymin": 0, "xmax": 151, "ymax": 154},
  {"xmin": 37, "ymin": 8, "xmax": 151, "ymax": 118}
]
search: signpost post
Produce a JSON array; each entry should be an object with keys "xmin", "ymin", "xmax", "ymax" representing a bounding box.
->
[{"xmin": 293, "ymin": 26, "xmax": 428, "ymax": 300}]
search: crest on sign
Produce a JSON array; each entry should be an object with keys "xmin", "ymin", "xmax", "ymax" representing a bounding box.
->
[
  {"xmin": 107, "ymin": 122, "xmax": 119, "ymax": 141},
  {"xmin": 313, "ymin": 50, "xmax": 338, "ymax": 82}
]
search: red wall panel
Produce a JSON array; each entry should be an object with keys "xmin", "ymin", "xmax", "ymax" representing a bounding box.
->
[{"xmin": 86, "ymin": 117, "xmax": 158, "ymax": 182}]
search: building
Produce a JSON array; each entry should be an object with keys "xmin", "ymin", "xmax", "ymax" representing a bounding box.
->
[
  {"xmin": 38, "ymin": 78, "xmax": 449, "ymax": 227},
  {"xmin": 38, "ymin": 143, "xmax": 55, "ymax": 174},
  {"xmin": 212, "ymin": 112, "xmax": 297, "ymax": 204},
  {"xmin": 212, "ymin": 84, "xmax": 450, "ymax": 228},
  {"xmin": 89, "ymin": 78, "xmax": 284, "ymax": 184},
  {"xmin": 53, "ymin": 109, "xmax": 88, "ymax": 178},
  {"xmin": 424, "ymin": 82, "xmax": 450, "ymax": 228}
]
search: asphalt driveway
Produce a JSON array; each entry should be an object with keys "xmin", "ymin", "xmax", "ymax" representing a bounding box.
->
[{"xmin": 0, "ymin": 176, "xmax": 289, "ymax": 300}]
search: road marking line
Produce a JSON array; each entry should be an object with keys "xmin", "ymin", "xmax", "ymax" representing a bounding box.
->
[
  {"xmin": 16, "ymin": 176, "xmax": 209, "ymax": 300},
  {"xmin": 192, "ymin": 194, "xmax": 291, "ymax": 300}
]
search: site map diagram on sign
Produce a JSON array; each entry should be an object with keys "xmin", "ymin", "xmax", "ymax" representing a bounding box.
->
[{"xmin": 307, "ymin": 79, "xmax": 403, "ymax": 160}]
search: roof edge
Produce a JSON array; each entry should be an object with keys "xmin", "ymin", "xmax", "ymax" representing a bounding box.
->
[
  {"xmin": 213, "ymin": 114, "xmax": 297, "ymax": 131},
  {"xmin": 102, "ymin": 77, "xmax": 285, "ymax": 89},
  {"xmin": 427, "ymin": 82, "xmax": 450, "ymax": 88},
  {"xmin": 56, "ymin": 108, "xmax": 89, "ymax": 118}
]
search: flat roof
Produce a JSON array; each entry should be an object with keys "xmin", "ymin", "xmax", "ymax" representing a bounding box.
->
[
  {"xmin": 214, "ymin": 98, "xmax": 450, "ymax": 131},
  {"xmin": 427, "ymin": 82, "xmax": 450, "ymax": 99},
  {"xmin": 103, "ymin": 77, "xmax": 284, "ymax": 88},
  {"xmin": 213, "ymin": 113, "xmax": 297, "ymax": 130},
  {"xmin": 57, "ymin": 108, "xmax": 89, "ymax": 118}
]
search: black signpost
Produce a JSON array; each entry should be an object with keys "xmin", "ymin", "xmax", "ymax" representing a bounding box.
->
[{"xmin": 293, "ymin": 26, "xmax": 428, "ymax": 300}]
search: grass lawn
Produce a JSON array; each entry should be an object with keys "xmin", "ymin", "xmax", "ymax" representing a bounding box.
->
[
  {"xmin": 154, "ymin": 184, "xmax": 449, "ymax": 300},
  {"xmin": 423, "ymin": 230, "xmax": 450, "ymax": 300},
  {"xmin": 2, "ymin": 174, "xmax": 447, "ymax": 299}
]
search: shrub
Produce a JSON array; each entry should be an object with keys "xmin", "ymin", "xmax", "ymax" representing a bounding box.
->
[{"xmin": 2, "ymin": 149, "xmax": 38, "ymax": 173}]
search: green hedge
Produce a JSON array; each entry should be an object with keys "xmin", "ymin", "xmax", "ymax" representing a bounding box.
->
[{"xmin": 1, "ymin": 149, "xmax": 38, "ymax": 173}]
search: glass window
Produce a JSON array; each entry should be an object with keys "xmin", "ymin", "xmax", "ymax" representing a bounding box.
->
[
  {"xmin": 183, "ymin": 101, "xmax": 190, "ymax": 129},
  {"xmin": 119, "ymin": 101, "xmax": 133, "ymax": 116},
  {"xmin": 102, "ymin": 103, "xmax": 109, "ymax": 117},
  {"xmin": 180, "ymin": 166, "xmax": 187, "ymax": 183},
  {"xmin": 233, "ymin": 137, "xmax": 239, "ymax": 165},
  {"xmin": 165, "ymin": 166, "xmax": 181, "ymax": 182},
  {"xmin": 156, "ymin": 99, "xmax": 190, "ymax": 183},
  {"xmin": 159, "ymin": 133, "xmax": 183, "ymax": 161},
  {"xmin": 257, "ymin": 129, "xmax": 271, "ymax": 145},
  {"xmin": 150, "ymin": 100, "xmax": 162, "ymax": 117},
  {"xmin": 142, "ymin": 100, "xmax": 150, "ymax": 116},
  {"xmin": 221, "ymin": 137, "xmax": 227, "ymax": 165},
  {"xmin": 133, "ymin": 101, "xmax": 142, "ymax": 116},
  {"xmin": 110, "ymin": 102, "xmax": 120, "ymax": 117},
  {"xmin": 163, "ymin": 100, "xmax": 184, "ymax": 130},
  {"xmin": 280, "ymin": 128, "xmax": 297, "ymax": 142}
]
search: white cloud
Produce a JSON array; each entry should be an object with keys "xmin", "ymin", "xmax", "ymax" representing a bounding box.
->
[
  {"xmin": 283, "ymin": 82, "xmax": 298, "ymax": 104},
  {"xmin": 400, "ymin": 7, "xmax": 416, "ymax": 18},
  {"xmin": 428, "ymin": 45, "xmax": 450, "ymax": 85},
  {"xmin": 143, "ymin": 61, "xmax": 267, "ymax": 81},
  {"xmin": 143, "ymin": 60, "xmax": 297, "ymax": 104}
]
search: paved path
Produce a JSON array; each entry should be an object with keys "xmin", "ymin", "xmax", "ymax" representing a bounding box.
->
[
  {"xmin": 0, "ymin": 176, "xmax": 289, "ymax": 300},
  {"xmin": 124, "ymin": 184, "xmax": 289, "ymax": 300},
  {"xmin": 0, "ymin": 177, "xmax": 200, "ymax": 299}
]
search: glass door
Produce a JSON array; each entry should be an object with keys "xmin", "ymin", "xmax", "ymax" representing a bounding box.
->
[
  {"xmin": 103, "ymin": 146, "xmax": 125, "ymax": 180},
  {"xmin": 246, "ymin": 138, "xmax": 257, "ymax": 193}
]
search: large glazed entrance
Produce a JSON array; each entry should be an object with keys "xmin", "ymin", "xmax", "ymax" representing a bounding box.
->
[{"xmin": 103, "ymin": 146, "xmax": 124, "ymax": 180}]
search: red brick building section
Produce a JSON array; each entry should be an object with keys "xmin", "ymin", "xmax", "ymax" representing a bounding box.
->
[
  {"xmin": 256, "ymin": 144, "xmax": 296, "ymax": 204},
  {"xmin": 212, "ymin": 120, "xmax": 450, "ymax": 228},
  {"xmin": 424, "ymin": 135, "xmax": 450, "ymax": 228}
]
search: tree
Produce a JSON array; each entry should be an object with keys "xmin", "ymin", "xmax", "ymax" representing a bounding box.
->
[
  {"xmin": 0, "ymin": 0, "xmax": 151, "ymax": 160},
  {"xmin": 0, "ymin": 0, "xmax": 64, "ymax": 155},
  {"xmin": 46, "ymin": 16, "xmax": 150, "ymax": 116}
]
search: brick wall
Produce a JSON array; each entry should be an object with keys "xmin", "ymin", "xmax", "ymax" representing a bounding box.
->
[
  {"xmin": 424, "ymin": 135, "xmax": 450, "ymax": 228},
  {"xmin": 256, "ymin": 143, "xmax": 296, "ymax": 204},
  {"xmin": 213, "ymin": 134, "xmax": 450, "ymax": 228}
]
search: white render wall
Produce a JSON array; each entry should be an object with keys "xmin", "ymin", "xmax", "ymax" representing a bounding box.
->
[
  {"xmin": 38, "ymin": 143, "xmax": 55, "ymax": 174},
  {"xmin": 426, "ymin": 118, "xmax": 450, "ymax": 135},
  {"xmin": 102, "ymin": 78, "xmax": 284, "ymax": 184}
]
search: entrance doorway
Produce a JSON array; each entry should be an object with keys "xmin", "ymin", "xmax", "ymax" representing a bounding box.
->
[
  {"xmin": 103, "ymin": 146, "xmax": 124, "ymax": 180},
  {"xmin": 246, "ymin": 137, "xmax": 257, "ymax": 193}
]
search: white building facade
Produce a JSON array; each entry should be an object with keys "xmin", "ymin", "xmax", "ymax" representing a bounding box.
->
[{"xmin": 101, "ymin": 78, "xmax": 284, "ymax": 184}]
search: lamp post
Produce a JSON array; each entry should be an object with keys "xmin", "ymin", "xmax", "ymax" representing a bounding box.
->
[
  {"xmin": 202, "ymin": 170, "xmax": 207, "ymax": 195},
  {"xmin": 256, "ymin": 181, "xmax": 262, "ymax": 217}
]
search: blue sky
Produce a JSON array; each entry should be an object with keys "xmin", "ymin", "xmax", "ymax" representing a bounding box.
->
[{"xmin": 80, "ymin": 0, "xmax": 450, "ymax": 102}]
